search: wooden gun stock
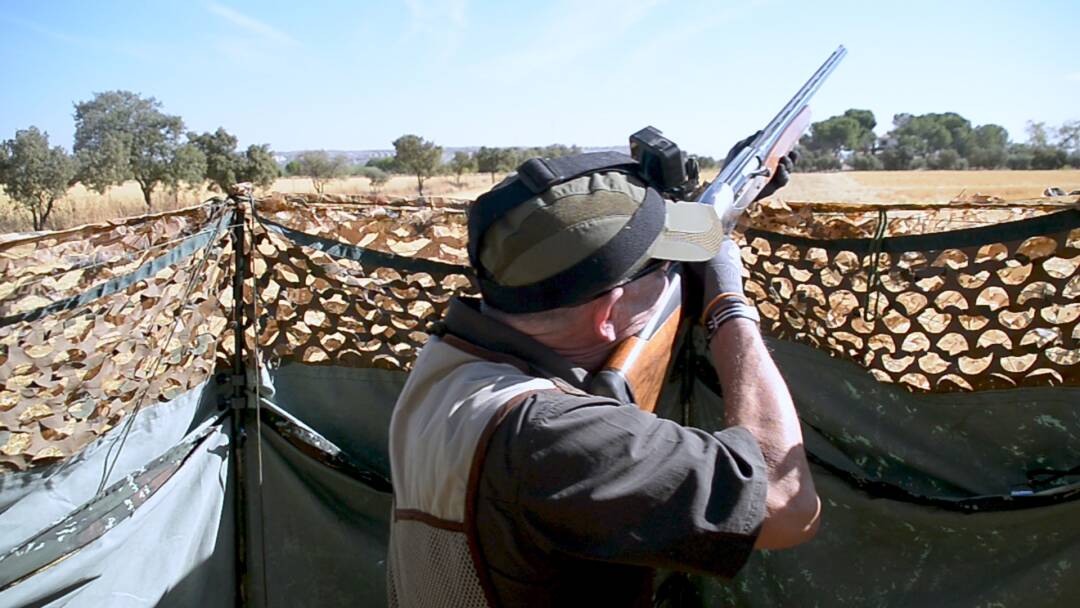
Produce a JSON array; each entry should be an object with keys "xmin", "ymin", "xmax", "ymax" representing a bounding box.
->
[{"xmin": 601, "ymin": 266, "xmax": 686, "ymax": 412}]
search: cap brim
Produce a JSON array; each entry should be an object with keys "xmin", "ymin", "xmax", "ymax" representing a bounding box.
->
[{"xmin": 647, "ymin": 200, "xmax": 728, "ymax": 262}]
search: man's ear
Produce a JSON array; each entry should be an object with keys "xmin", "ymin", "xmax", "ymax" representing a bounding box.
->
[{"xmin": 591, "ymin": 287, "xmax": 623, "ymax": 344}]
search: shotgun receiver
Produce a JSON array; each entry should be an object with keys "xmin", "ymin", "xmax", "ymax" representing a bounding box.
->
[{"xmin": 602, "ymin": 46, "xmax": 847, "ymax": 412}]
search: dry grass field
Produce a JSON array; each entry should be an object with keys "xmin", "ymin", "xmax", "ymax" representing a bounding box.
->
[
  {"xmin": 2, "ymin": 169, "xmax": 1078, "ymax": 234},
  {"xmin": 770, "ymin": 169, "xmax": 1080, "ymax": 204}
]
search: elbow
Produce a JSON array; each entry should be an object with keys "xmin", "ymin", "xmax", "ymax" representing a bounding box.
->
[{"xmin": 754, "ymin": 486, "xmax": 822, "ymax": 550}]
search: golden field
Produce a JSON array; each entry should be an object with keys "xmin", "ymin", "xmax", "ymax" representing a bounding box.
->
[{"xmin": 2, "ymin": 169, "xmax": 1079, "ymax": 234}]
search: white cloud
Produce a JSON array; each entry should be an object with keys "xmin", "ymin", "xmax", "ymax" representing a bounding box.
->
[
  {"xmin": 1067, "ymin": 71, "xmax": 1080, "ymax": 82},
  {"xmin": 207, "ymin": 3, "xmax": 297, "ymax": 46}
]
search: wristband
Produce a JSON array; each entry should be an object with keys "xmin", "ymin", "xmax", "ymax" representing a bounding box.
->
[
  {"xmin": 704, "ymin": 302, "xmax": 760, "ymax": 343},
  {"xmin": 700, "ymin": 292, "xmax": 752, "ymax": 325}
]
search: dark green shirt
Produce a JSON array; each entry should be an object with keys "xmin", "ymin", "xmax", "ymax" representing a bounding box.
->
[{"xmin": 441, "ymin": 298, "xmax": 768, "ymax": 608}]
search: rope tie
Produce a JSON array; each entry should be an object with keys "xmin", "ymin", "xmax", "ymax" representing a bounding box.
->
[{"xmin": 862, "ymin": 207, "xmax": 888, "ymax": 322}]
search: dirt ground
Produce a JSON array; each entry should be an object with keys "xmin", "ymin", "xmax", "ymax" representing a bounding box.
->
[{"xmin": 2, "ymin": 169, "xmax": 1078, "ymax": 233}]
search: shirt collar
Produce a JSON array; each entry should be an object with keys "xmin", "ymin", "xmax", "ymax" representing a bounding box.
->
[{"xmin": 440, "ymin": 297, "xmax": 592, "ymax": 390}]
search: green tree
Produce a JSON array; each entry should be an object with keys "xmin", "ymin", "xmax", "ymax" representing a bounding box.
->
[
  {"xmin": 841, "ymin": 109, "xmax": 877, "ymax": 149},
  {"xmin": 968, "ymin": 124, "xmax": 1010, "ymax": 168},
  {"xmin": 239, "ymin": 144, "xmax": 280, "ymax": 189},
  {"xmin": 73, "ymin": 90, "xmax": 205, "ymax": 208},
  {"xmin": 927, "ymin": 149, "xmax": 966, "ymax": 170},
  {"xmin": 448, "ymin": 151, "xmax": 476, "ymax": 186},
  {"xmin": 792, "ymin": 147, "xmax": 842, "ymax": 172},
  {"xmin": 540, "ymin": 144, "xmax": 581, "ymax": 158},
  {"xmin": 0, "ymin": 127, "xmax": 76, "ymax": 230},
  {"xmin": 1031, "ymin": 146, "xmax": 1067, "ymax": 170},
  {"xmin": 799, "ymin": 109, "xmax": 877, "ymax": 170},
  {"xmin": 355, "ymin": 166, "xmax": 390, "ymax": 193},
  {"xmin": 1006, "ymin": 144, "xmax": 1034, "ymax": 170},
  {"xmin": 848, "ymin": 152, "xmax": 883, "ymax": 171},
  {"xmin": 366, "ymin": 156, "xmax": 400, "ymax": 173},
  {"xmin": 292, "ymin": 150, "xmax": 348, "ymax": 194},
  {"xmin": 190, "ymin": 130, "xmax": 279, "ymax": 192},
  {"xmin": 1057, "ymin": 120, "xmax": 1080, "ymax": 151},
  {"xmin": 1026, "ymin": 121, "xmax": 1050, "ymax": 147},
  {"xmin": 189, "ymin": 128, "xmax": 242, "ymax": 192},
  {"xmin": 393, "ymin": 134, "xmax": 443, "ymax": 196},
  {"xmin": 475, "ymin": 146, "xmax": 512, "ymax": 182}
]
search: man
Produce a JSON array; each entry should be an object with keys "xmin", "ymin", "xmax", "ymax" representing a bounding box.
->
[{"xmin": 387, "ymin": 147, "xmax": 820, "ymax": 607}]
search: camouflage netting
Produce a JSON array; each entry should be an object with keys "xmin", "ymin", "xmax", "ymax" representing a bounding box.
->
[
  {"xmin": 248, "ymin": 194, "xmax": 474, "ymax": 371},
  {"xmin": 1, "ymin": 191, "xmax": 1078, "ymax": 607},
  {"xmin": 0, "ymin": 204, "xmax": 235, "ymax": 471},
  {"xmin": 1, "ymin": 192, "xmax": 1077, "ymax": 469},
  {"xmin": 740, "ymin": 198, "xmax": 1080, "ymax": 392}
]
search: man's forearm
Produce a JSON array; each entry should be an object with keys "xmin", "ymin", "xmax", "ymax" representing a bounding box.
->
[{"xmin": 710, "ymin": 319, "xmax": 820, "ymax": 548}]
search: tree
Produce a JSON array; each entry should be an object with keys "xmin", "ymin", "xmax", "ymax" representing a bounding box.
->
[
  {"xmin": 355, "ymin": 166, "xmax": 390, "ymax": 193},
  {"xmin": 1056, "ymin": 120, "xmax": 1080, "ymax": 153},
  {"xmin": 848, "ymin": 152, "xmax": 883, "ymax": 171},
  {"xmin": 189, "ymin": 128, "xmax": 241, "ymax": 192},
  {"xmin": 392, "ymin": 134, "xmax": 442, "ymax": 196},
  {"xmin": 73, "ymin": 90, "xmax": 205, "ymax": 208},
  {"xmin": 841, "ymin": 109, "xmax": 877, "ymax": 150},
  {"xmin": 1006, "ymin": 144, "xmax": 1034, "ymax": 170},
  {"xmin": 0, "ymin": 127, "xmax": 76, "ymax": 230},
  {"xmin": 1026, "ymin": 121, "xmax": 1050, "ymax": 147},
  {"xmin": 799, "ymin": 109, "xmax": 877, "ymax": 169},
  {"xmin": 238, "ymin": 144, "xmax": 280, "ymax": 189},
  {"xmin": 1031, "ymin": 146, "xmax": 1067, "ymax": 170},
  {"xmin": 169, "ymin": 143, "xmax": 207, "ymax": 201},
  {"xmin": 927, "ymin": 149, "xmax": 966, "ymax": 170},
  {"xmin": 292, "ymin": 150, "xmax": 347, "ymax": 194},
  {"xmin": 792, "ymin": 147, "xmax": 842, "ymax": 172},
  {"xmin": 366, "ymin": 156, "xmax": 400, "ymax": 173},
  {"xmin": 968, "ymin": 124, "xmax": 1009, "ymax": 168},
  {"xmin": 190, "ymin": 130, "xmax": 280, "ymax": 192},
  {"xmin": 476, "ymin": 147, "xmax": 511, "ymax": 182},
  {"xmin": 448, "ymin": 151, "xmax": 476, "ymax": 186}
]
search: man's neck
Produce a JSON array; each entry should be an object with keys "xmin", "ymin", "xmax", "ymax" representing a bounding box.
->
[{"xmin": 525, "ymin": 327, "xmax": 616, "ymax": 375}]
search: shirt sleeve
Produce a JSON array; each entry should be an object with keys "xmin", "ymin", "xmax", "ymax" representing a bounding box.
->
[{"xmin": 487, "ymin": 392, "xmax": 768, "ymax": 578}]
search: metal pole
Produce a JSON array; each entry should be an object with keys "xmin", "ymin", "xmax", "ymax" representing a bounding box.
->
[{"xmin": 230, "ymin": 198, "xmax": 249, "ymax": 607}]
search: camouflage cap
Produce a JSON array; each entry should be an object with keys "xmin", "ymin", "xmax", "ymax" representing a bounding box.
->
[{"xmin": 472, "ymin": 170, "xmax": 727, "ymax": 312}]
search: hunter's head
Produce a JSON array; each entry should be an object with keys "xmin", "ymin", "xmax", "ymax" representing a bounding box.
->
[{"xmin": 467, "ymin": 155, "xmax": 724, "ymax": 366}]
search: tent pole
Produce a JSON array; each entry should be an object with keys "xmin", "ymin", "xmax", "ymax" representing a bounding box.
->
[{"xmin": 230, "ymin": 197, "xmax": 250, "ymax": 607}]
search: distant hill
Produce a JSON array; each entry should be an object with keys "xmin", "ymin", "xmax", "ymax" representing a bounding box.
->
[{"xmin": 274, "ymin": 146, "xmax": 630, "ymax": 166}]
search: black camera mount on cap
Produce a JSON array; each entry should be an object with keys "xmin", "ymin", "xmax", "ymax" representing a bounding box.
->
[{"xmin": 629, "ymin": 126, "xmax": 700, "ymax": 201}]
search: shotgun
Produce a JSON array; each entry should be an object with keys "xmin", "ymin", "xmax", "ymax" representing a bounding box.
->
[{"xmin": 602, "ymin": 45, "xmax": 847, "ymax": 412}]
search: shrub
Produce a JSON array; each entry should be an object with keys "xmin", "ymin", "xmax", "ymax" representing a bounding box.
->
[{"xmin": 848, "ymin": 153, "xmax": 883, "ymax": 171}]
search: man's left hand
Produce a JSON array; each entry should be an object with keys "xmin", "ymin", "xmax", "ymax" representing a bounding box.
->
[{"xmin": 722, "ymin": 132, "xmax": 800, "ymax": 201}]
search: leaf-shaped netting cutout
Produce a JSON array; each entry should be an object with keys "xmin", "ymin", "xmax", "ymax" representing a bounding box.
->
[
  {"xmin": 0, "ymin": 203, "xmax": 234, "ymax": 471},
  {"xmin": 247, "ymin": 194, "xmax": 475, "ymax": 371},
  {"xmin": 2, "ymin": 192, "xmax": 1076, "ymax": 471},
  {"xmin": 739, "ymin": 198, "xmax": 1080, "ymax": 392}
]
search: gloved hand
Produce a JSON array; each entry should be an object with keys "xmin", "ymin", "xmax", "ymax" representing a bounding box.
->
[
  {"xmin": 723, "ymin": 131, "xmax": 800, "ymax": 201},
  {"xmin": 686, "ymin": 238, "xmax": 760, "ymax": 340}
]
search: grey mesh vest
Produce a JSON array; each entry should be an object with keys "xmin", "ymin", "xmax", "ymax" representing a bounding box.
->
[{"xmin": 387, "ymin": 334, "xmax": 558, "ymax": 607}]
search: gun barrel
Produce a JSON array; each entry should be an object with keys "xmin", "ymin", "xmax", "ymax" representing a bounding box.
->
[
  {"xmin": 756, "ymin": 45, "xmax": 847, "ymax": 153},
  {"xmin": 702, "ymin": 45, "xmax": 846, "ymax": 207}
]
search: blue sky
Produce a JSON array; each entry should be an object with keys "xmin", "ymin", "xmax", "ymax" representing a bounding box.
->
[{"xmin": 1, "ymin": 1, "xmax": 1077, "ymax": 157}]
